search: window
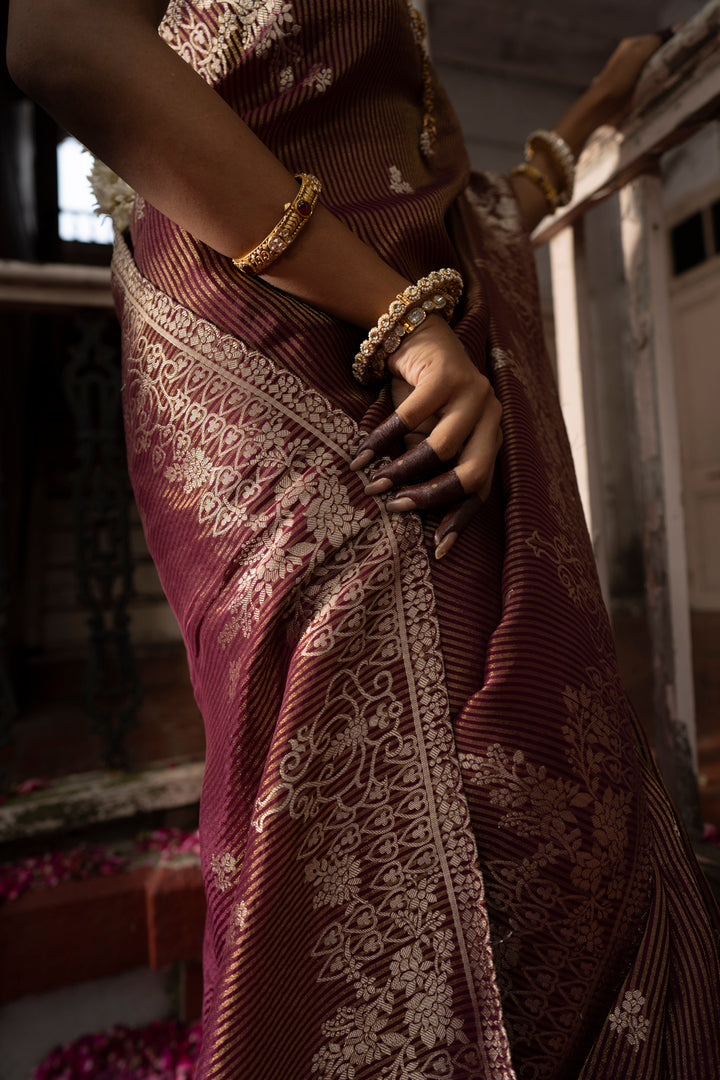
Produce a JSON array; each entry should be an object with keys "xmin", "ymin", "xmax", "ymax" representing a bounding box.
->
[
  {"xmin": 57, "ymin": 137, "xmax": 113, "ymax": 246},
  {"xmin": 670, "ymin": 212, "xmax": 705, "ymax": 275},
  {"xmin": 669, "ymin": 199, "xmax": 720, "ymax": 277},
  {"xmin": 711, "ymin": 198, "xmax": 720, "ymax": 255}
]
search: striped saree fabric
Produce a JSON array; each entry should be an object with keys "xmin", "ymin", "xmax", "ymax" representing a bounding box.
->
[{"xmin": 117, "ymin": 2, "xmax": 720, "ymax": 1076}]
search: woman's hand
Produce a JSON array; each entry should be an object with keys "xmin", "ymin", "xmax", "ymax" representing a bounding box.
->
[
  {"xmin": 512, "ymin": 30, "xmax": 673, "ymax": 232},
  {"xmin": 589, "ymin": 32, "xmax": 671, "ymax": 117},
  {"xmin": 349, "ymin": 317, "xmax": 502, "ymax": 560}
]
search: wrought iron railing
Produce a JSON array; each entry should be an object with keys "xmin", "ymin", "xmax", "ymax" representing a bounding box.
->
[{"xmin": 0, "ymin": 265, "xmax": 142, "ymax": 767}]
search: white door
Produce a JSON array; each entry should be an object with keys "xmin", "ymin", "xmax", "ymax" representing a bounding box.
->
[{"xmin": 670, "ymin": 259, "xmax": 720, "ymax": 609}]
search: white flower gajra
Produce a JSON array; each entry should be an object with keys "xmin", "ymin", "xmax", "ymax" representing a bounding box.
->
[{"xmin": 88, "ymin": 156, "xmax": 136, "ymax": 233}]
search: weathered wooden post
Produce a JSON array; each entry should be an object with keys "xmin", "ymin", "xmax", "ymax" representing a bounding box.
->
[
  {"xmin": 549, "ymin": 219, "xmax": 610, "ymax": 608},
  {"xmin": 619, "ymin": 172, "xmax": 701, "ymax": 835},
  {"xmin": 533, "ymin": 3, "xmax": 720, "ymax": 839}
]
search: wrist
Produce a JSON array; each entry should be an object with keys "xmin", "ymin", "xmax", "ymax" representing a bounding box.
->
[
  {"xmin": 553, "ymin": 87, "xmax": 613, "ymax": 161},
  {"xmin": 261, "ymin": 205, "xmax": 411, "ymax": 329},
  {"xmin": 353, "ymin": 271, "xmax": 463, "ymax": 385},
  {"xmin": 582, "ymin": 78, "xmax": 625, "ymax": 119},
  {"xmin": 388, "ymin": 315, "xmax": 451, "ymax": 380}
]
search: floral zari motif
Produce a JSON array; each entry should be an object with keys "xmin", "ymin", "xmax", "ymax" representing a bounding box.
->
[
  {"xmin": 160, "ymin": 1, "xmax": 334, "ymax": 94},
  {"xmin": 210, "ymin": 851, "xmax": 237, "ymax": 892},
  {"xmin": 115, "ymin": 236, "xmax": 516, "ymax": 1078},
  {"xmin": 608, "ymin": 990, "xmax": 650, "ymax": 1053},
  {"xmin": 459, "ymin": 676, "xmax": 636, "ymax": 959}
]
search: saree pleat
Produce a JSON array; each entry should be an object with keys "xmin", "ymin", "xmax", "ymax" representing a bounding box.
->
[
  {"xmin": 117, "ymin": 2, "xmax": 720, "ymax": 1076},
  {"xmin": 116, "ymin": 237, "xmax": 514, "ymax": 1075}
]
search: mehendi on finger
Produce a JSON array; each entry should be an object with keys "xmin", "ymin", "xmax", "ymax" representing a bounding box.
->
[
  {"xmin": 434, "ymin": 492, "xmax": 483, "ymax": 544},
  {"xmin": 350, "ymin": 412, "xmax": 409, "ymax": 471},
  {"xmin": 388, "ymin": 469, "xmax": 465, "ymax": 511},
  {"xmin": 368, "ymin": 437, "xmax": 447, "ymax": 490}
]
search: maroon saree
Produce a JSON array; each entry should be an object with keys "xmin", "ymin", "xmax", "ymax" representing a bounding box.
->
[{"xmin": 115, "ymin": 2, "xmax": 720, "ymax": 1077}]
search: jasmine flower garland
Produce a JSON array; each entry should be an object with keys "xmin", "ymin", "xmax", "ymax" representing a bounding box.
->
[{"xmin": 88, "ymin": 156, "xmax": 136, "ymax": 232}]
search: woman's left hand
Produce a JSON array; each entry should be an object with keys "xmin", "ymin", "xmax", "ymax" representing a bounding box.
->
[{"xmin": 349, "ymin": 316, "xmax": 503, "ymax": 560}]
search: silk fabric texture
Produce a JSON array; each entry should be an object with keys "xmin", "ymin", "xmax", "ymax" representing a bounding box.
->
[{"xmin": 118, "ymin": 2, "xmax": 720, "ymax": 1077}]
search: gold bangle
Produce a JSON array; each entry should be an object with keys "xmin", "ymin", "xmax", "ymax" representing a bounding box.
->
[
  {"xmin": 509, "ymin": 163, "xmax": 559, "ymax": 212},
  {"xmin": 232, "ymin": 173, "xmax": 322, "ymax": 276},
  {"xmin": 525, "ymin": 129, "xmax": 575, "ymax": 207},
  {"xmin": 352, "ymin": 269, "xmax": 464, "ymax": 386}
]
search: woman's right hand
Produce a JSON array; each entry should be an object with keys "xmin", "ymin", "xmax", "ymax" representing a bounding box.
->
[
  {"xmin": 590, "ymin": 32, "xmax": 670, "ymax": 114},
  {"xmin": 349, "ymin": 317, "xmax": 503, "ymax": 559}
]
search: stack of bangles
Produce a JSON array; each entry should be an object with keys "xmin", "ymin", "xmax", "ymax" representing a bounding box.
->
[
  {"xmin": 509, "ymin": 128, "xmax": 576, "ymax": 213},
  {"xmin": 352, "ymin": 269, "xmax": 464, "ymax": 386},
  {"xmin": 229, "ymin": 172, "xmax": 464, "ymax": 388}
]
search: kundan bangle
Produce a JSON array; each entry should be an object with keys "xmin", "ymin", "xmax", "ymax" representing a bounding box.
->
[
  {"xmin": 232, "ymin": 173, "xmax": 322, "ymax": 275},
  {"xmin": 524, "ymin": 129, "xmax": 575, "ymax": 207},
  {"xmin": 509, "ymin": 163, "xmax": 559, "ymax": 212},
  {"xmin": 353, "ymin": 268, "xmax": 463, "ymax": 386}
]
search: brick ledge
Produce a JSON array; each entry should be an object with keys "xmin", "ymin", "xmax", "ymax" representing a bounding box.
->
[{"xmin": 0, "ymin": 859, "xmax": 205, "ymax": 1005}]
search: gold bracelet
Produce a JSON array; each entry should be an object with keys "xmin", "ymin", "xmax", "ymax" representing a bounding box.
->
[
  {"xmin": 524, "ymin": 129, "xmax": 575, "ymax": 207},
  {"xmin": 353, "ymin": 269, "xmax": 463, "ymax": 386},
  {"xmin": 232, "ymin": 173, "xmax": 322, "ymax": 276},
  {"xmin": 509, "ymin": 163, "xmax": 559, "ymax": 212}
]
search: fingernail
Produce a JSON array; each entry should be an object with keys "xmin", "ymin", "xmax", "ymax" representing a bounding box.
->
[
  {"xmin": 435, "ymin": 532, "xmax": 457, "ymax": 560},
  {"xmin": 386, "ymin": 497, "xmax": 416, "ymax": 512},
  {"xmin": 349, "ymin": 449, "xmax": 374, "ymax": 471},
  {"xmin": 364, "ymin": 477, "xmax": 393, "ymax": 496}
]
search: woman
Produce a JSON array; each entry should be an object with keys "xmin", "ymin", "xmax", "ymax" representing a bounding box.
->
[{"xmin": 7, "ymin": 3, "xmax": 720, "ymax": 1077}]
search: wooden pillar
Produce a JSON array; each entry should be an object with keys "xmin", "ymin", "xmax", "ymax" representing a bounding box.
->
[
  {"xmin": 549, "ymin": 220, "xmax": 610, "ymax": 607},
  {"xmin": 619, "ymin": 172, "xmax": 701, "ymax": 836}
]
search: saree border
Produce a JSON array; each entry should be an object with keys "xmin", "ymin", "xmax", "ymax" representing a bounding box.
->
[{"xmin": 112, "ymin": 233, "xmax": 516, "ymax": 1079}]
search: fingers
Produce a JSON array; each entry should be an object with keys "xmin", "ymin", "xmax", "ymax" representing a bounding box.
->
[
  {"xmin": 364, "ymin": 438, "xmax": 445, "ymax": 496},
  {"xmin": 349, "ymin": 368, "xmax": 466, "ymax": 474},
  {"xmin": 387, "ymin": 469, "xmax": 464, "ymax": 513},
  {"xmin": 354, "ymin": 377, "xmax": 493, "ymax": 483},
  {"xmin": 348, "ymin": 320, "xmax": 503, "ymax": 557},
  {"xmin": 452, "ymin": 404, "xmax": 503, "ymax": 502},
  {"xmin": 390, "ymin": 423, "xmax": 501, "ymax": 558},
  {"xmin": 352, "ymin": 411, "xmax": 502, "ymax": 559},
  {"xmin": 385, "ymin": 421, "xmax": 501, "ymax": 513},
  {"xmin": 434, "ymin": 495, "xmax": 484, "ymax": 559},
  {"xmin": 381, "ymin": 468, "xmax": 485, "ymax": 561},
  {"xmin": 352, "ymin": 428, "xmax": 482, "ymax": 559},
  {"xmin": 349, "ymin": 412, "xmax": 409, "ymax": 471},
  {"xmin": 362, "ymin": 382, "xmax": 500, "ymax": 495},
  {"xmin": 429, "ymin": 426, "xmax": 503, "ymax": 556}
]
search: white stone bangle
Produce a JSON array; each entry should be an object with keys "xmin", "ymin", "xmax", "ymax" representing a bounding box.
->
[
  {"xmin": 352, "ymin": 269, "xmax": 463, "ymax": 386},
  {"xmin": 525, "ymin": 129, "xmax": 575, "ymax": 207}
]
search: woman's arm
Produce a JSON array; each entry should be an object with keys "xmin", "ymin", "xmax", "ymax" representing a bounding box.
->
[
  {"xmin": 510, "ymin": 33, "xmax": 668, "ymax": 232},
  {"xmin": 6, "ymin": 0, "xmax": 411, "ymax": 328},
  {"xmin": 4, "ymin": 6, "xmax": 665, "ymax": 557},
  {"xmin": 6, "ymin": 0, "xmax": 501, "ymax": 556}
]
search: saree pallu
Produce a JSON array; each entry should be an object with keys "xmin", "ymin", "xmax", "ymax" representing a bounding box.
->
[{"xmin": 115, "ymin": 172, "xmax": 720, "ymax": 1080}]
